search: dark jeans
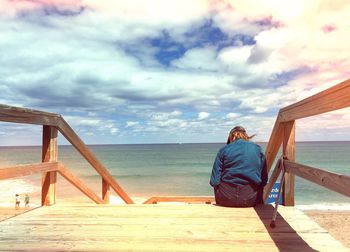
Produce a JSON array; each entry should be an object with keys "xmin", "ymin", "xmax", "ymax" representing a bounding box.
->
[{"xmin": 214, "ymin": 182, "xmax": 263, "ymax": 207}]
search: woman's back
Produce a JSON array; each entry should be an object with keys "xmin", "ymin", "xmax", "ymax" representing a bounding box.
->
[
  {"xmin": 209, "ymin": 126, "xmax": 268, "ymax": 207},
  {"xmin": 219, "ymin": 139, "xmax": 265, "ymax": 187}
]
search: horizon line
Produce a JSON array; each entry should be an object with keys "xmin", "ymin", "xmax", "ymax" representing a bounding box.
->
[{"xmin": 1, "ymin": 140, "xmax": 350, "ymax": 148}]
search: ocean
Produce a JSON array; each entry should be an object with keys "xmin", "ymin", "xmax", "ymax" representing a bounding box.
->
[{"xmin": 0, "ymin": 142, "xmax": 349, "ymax": 210}]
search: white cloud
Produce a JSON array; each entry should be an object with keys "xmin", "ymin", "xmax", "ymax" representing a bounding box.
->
[
  {"xmin": 125, "ymin": 121, "xmax": 140, "ymax": 128},
  {"xmin": 198, "ymin": 112, "xmax": 210, "ymax": 120},
  {"xmin": 171, "ymin": 47, "xmax": 219, "ymax": 71},
  {"xmin": 0, "ymin": 0, "xmax": 350, "ymax": 144},
  {"xmin": 226, "ymin": 113, "xmax": 240, "ymax": 120},
  {"xmin": 150, "ymin": 111, "xmax": 182, "ymax": 121}
]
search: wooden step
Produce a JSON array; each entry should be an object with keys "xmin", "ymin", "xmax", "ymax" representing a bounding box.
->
[{"xmin": 0, "ymin": 204, "xmax": 347, "ymax": 251}]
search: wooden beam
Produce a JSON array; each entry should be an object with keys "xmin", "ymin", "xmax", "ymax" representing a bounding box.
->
[
  {"xmin": 282, "ymin": 121, "xmax": 295, "ymax": 206},
  {"xmin": 284, "ymin": 160, "xmax": 350, "ymax": 197},
  {"xmin": 0, "ymin": 162, "xmax": 59, "ymax": 180},
  {"xmin": 143, "ymin": 196, "xmax": 215, "ymax": 204},
  {"xmin": 57, "ymin": 163, "xmax": 104, "ymax": 204},
  {"xmin": 0, "ymin": 104, "xmax": 60, "ymax": 126},
  {"xmin": 265, "ymin": 118, "xmax": 283, "ymax": 172},
  {"xmin": 102, "ymin": 178, "xmax": 110, "ymax": 204},
  {"xmin": 263, "ymin": 159, "xmax": 282, "ymax": 203},
  {"xmin": 58, "ymin": 118, "xmax": 134, "ymax": 204},
  {"xmin": 42, "ymin": 126, "xmax": 58, "ymax": 206},
  {"xmin": 279, "ymin": 79, "xmax": 350, "ymax": 122}
]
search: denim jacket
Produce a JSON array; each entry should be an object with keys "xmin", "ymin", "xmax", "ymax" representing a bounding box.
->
[{"xmin": 210, "ymin": 139, "xmax": 268, "ymax": 188}]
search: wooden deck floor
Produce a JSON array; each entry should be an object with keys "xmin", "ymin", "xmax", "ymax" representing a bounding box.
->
[{"xmin": 0, "ymin": 204, "xmax": 347, "ymax": 251}]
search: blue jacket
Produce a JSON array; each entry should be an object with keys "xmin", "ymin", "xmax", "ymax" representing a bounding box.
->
[{"xmin": 210, "ymin": 139, "xmax": 268, "ymax": 188}]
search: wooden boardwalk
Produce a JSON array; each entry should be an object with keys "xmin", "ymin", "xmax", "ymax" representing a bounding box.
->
[{"xmin": 0, "ymin": 204, "xmax": 347, "ymax": 251}]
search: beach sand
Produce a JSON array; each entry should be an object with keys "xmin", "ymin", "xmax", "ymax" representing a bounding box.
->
[
  {"xmin": 0, "ymin": 207, "xmax": 36, "ymax": 221},
  {"xmin": 0, "ymin": 206, "xmax": 349, "ymax": 248},
  {"xmin": 304, "ymin": 210, "xmax": 350, "ymax": 248}
]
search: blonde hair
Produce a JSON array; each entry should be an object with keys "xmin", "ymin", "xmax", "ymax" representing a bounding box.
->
[{"xmin": 227, "ymin": 126, "xmax": 255, "ymax": 144}]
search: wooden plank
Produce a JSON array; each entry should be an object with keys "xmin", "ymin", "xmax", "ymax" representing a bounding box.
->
[
  {"xmin": 0, "ymin": 104, "xmax": 60, "ymax": 126},
  {"xmin": 282, "ymin": 121, "xmax": 295, "ymax": 206},
  {"xmin": 57, "ymin": 163, "xmax": 104, "ymax": 204},
  {"xmin": 58, "ymin": 118, "xmax": 134, "ymax": 204},
  {"xmin": 0, "ymin": 162, "xmax": 59, "ymax": 180},
  {"xmin": 0, "ymin": 234, "xmax": 346, "ymax": 252},
  {"xmin": 143, "ymin": 196, "xmax": 215, "ymax": 204},
  {"xmin": 284, "ymin": 160, "xmax": 350, "ymax": 197},
  {"xmin": 102, "ymin": 178, "xmax": 110, "ymax": 204},
  {"xmin": 263, "ymin": 159, "xmax": 281, "ymax": 202},
  {"xmin": 0, "ymin": 205, "xmax": 347, "ymax": 251},
  {"xmin": 279, "ymin": 78, "xmax": 350, "ymax": 122},
  {"xmin": 41, "ymin": 126, "xmax": 58, "ymax": 206}
]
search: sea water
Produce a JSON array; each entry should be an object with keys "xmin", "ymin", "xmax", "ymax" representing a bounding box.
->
[{"xmin": 0, "ymin": 142, "xmax": 349, "ymax": 209}]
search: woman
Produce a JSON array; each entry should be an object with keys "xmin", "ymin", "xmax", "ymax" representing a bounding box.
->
[{"xmin": 210, "ymin": 126, "xmax": 268, "ymax": 207}]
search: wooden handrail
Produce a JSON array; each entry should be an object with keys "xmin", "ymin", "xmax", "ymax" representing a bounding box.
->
[
  {"xmin": 0, "ymin": 104, "xmax": 134, "ymax": 204},
  {"xmin": 265, "ymin": 79, "xmax": 350, "ymax": 172},
  {"xmin": 0, "ymin": 161, "xmax": 104, "ymax": 204},
  {"xmin": 0, "ymin": 104, "xmax": 60, "ymax": 126},
  {"xmin": 264, "ymin": 78, "xmax": 350, "ymax": 205},
  {"xmin": 279, "ymin": 79, "xmax": 350, "ymax": 122},
  {"xmin": 57, "ymin": 163, "xmax": 104, "ymax": 204},
  {"xmin": 58, "ymin": 118, "xmax": 133, "ymax": 204},
  {"xmin": 284, "ymin": 160, "xmax": 350, "ymax": 197},
  {"xmin": 0, "ymin": 162, "xmax": 59, "ymax": 180}
]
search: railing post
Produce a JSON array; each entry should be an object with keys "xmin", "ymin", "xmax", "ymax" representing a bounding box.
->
[
  {"xmin": 282, "ymin": 121, "xmax": 295, "ymax": 206},
  {"xmin": 102, "ymin": 178, "xmax": 110, "ymax": 204},
  {"xmin": 42, "ymin": 126, "xmax": 58, "ymax": 206}
]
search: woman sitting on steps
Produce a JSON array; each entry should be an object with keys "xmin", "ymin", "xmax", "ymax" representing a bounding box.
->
[{"xmin": 210, "ymin": 126, "xmax": 268, "ymax": 207}]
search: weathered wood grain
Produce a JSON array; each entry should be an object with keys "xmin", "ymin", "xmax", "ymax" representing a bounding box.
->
[
  {"xmin": 279, "ymin": 78, "xmax": 350, "ymax": 122},
  {"xmin": 0, "ymin": 162, "xmax": 59, "ymax": 180},
  {"xmin": 280, "ymin": 79, "xmax": 350, "ymax": 122},
  {"xmin": 42, "ymin": 126, "xmax": 58, "ymax": 206},
  {"xmin": 0, "ymin": 104, "xmax": 60, "ymax": 126},
  {"xmin": 0, "ymin": 204, "xmax": 347, "ymax": 251},
  {"xmin": 282, "ymin": 121, "xmax": 296, "ymax": 206},
  {"xmin": 57, "ymin": 163, "xmax": 104, "ymax": 204},
  {"xmin": 284, "ymin": 160, "xmax": 350, "ymax": 197}
]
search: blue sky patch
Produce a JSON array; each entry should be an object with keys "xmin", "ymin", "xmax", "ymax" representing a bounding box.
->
[
  {"xmin": 146, "ymin": 19, "xmax": 256, "ymax": 66},
  {"xmin": 147, "ymin": 31, "xmax": 187, "ymax": 66},
  {"xmin": 185, "ymin": 19, "xmax": 255, "ymax": 50}
]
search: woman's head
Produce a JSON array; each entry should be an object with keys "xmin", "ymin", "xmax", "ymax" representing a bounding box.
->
[{"xmin": 227, "ymin": 126, "xmax": 255, "ymax": 144}]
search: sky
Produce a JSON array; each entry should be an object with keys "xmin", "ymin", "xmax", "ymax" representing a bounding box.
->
[{"xmin": 0, "ymin": 0, "xmax": 350, "ymax": 146}]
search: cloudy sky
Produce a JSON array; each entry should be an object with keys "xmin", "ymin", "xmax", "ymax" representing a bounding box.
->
[{"xmin": 0, "ymin": 0, "xmax": 349, "ymax": 145}]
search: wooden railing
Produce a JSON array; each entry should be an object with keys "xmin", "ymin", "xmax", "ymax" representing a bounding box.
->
[
  {"xmin": 263, "ymin": 78, "xmax": 350, "ymax": 206},
  {"xmin": 1, "ymin": 79, "xmax": 349, "ymax": 207},
  {"xmin": 0, "ymin": 105, "xmax": 134, "ymax": 205}
]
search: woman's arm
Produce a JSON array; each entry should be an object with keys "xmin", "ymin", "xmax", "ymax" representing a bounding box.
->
[{"xmin": 260, "ymin": 153, "xmax": 268, "ymax": 187}]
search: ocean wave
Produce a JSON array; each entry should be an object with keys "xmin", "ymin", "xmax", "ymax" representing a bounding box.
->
[
  {"xmin": 296, "ymin": 203, "xmax": 350, "ymax": 211},
  {"xmin": 0, "ymin": 178, "xmax": 40, "ymax": 202},
  {"xmin": 82, "ymin": 172, "xmax": 210, "ymax": 180},
  {"xmin": 82, "ymin": 174, "xmax": 160, "ymax": 179}
]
